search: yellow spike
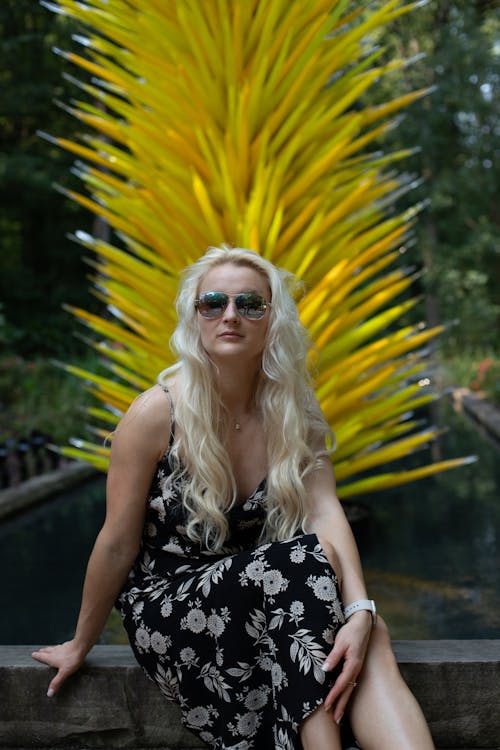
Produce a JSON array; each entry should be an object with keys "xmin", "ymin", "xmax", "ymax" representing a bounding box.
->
[
  {"xmin": 46, "ymin": 0, "xmax": 467, "ymax": 495},
  {"xmin": 337, "ymin": 458, "xmax": 476, "ymax": 499}
]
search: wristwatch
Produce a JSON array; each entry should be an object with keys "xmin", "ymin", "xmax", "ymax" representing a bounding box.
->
[{"xmin": 344, "ymin": 598, "xmax": 377, "ymax": 624}]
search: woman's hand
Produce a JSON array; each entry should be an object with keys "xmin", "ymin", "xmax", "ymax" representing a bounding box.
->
[
  {"xmin": 321, "ymin": 611, "xmax": 373, "ymax": 724},
  {"xmin": 31, "ymin": 640, "xmax": 87, "ymax": 697}
]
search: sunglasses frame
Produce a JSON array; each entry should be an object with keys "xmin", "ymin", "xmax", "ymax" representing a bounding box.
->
[{"xmin": 194, "ymin": 291, "xmax": 270, "ymax": 320}]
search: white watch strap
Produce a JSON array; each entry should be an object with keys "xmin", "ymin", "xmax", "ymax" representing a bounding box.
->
[{"xmin": 344, "ymin": 599, "xmax": 376, "ymax": 621}]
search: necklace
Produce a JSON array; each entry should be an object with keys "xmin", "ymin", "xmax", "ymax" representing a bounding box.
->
[
  {"xmin": 232, "ymin": 413, "xmax": 253, "ymax": 431},
  {"xmin": 229, "ymin": 406, "xmax": 257, "ymax": 431}
]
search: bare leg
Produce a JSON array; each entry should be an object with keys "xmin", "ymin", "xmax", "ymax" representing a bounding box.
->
[
  {"xmin": 349, "ymin": 617, "xmax": 435, "ymax": 749},
  {"xmin": 300, "ymin": 534, "xmax": 344, "ymax": 749},
  {"xmin": 300, "ymin": 704, "xmax": 342, "ymax": 750},
  {"xmin": 308, "ymin": 534, "xmax": 435, "ymax": 749}
]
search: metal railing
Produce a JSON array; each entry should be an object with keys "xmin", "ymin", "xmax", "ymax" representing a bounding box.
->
[{"xmin": 0, "ymin": 430, "xmax": 61, "ymax": 489}]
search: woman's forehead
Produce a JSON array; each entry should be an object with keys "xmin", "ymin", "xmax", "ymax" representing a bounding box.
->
[{"xmin": 199, "ymin": 262, "xmax": 270, "ymax": 293}]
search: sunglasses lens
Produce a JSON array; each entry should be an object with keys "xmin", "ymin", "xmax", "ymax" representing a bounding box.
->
[
  {"xmin": 235, "ymin": 293, "xmax": 267, "ymax": 319},
  {"xmin": 195, "ymin": 292, "xmax": 268, "ymax": 319},
  {"xmin": 196, "ymin": 292, "xmax": 228, "ymax": 318}
]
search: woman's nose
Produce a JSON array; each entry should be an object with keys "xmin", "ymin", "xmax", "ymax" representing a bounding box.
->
[{"xmin": 222, "ymin": 299, "xmax": 240, "ymax": 321}]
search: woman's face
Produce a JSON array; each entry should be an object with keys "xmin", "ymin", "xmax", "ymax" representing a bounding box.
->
[{"xmin": 196, "ymin": 262, "xmax": 271, "ymax": 368}]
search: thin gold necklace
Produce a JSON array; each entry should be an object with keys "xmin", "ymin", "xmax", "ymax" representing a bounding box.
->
[{"xmin": 232, "ymin": 412, "xmax": 254, "ymax": 431}]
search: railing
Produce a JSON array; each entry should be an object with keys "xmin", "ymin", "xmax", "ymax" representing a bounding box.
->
[{"xmin": 0, "ymin": 430, "xmax": 61, "ymax": 489}]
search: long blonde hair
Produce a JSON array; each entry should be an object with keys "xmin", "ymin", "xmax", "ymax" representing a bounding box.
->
[{"xmin": 159, "ymin": 245, "xmax": 333, "ymax": 550}]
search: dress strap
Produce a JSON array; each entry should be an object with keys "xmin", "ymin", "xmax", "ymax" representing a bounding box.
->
[{"xmin": 160, "ymin": 384, "xmax": 176, "ymax": 448}]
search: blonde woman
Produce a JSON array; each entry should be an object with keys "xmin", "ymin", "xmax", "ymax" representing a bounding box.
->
[{"xmin": 33, "ymin": 246, "xmax": 435, "ymax": 750}]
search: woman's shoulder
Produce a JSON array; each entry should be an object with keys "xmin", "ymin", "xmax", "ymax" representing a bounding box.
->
[
  {"xmin": 114, "ymin": 380, "xmax": 178, "ymax": 453},
  {"xmin": 128, "ymin": 383, "xmax": 172, "ymax": 416}
]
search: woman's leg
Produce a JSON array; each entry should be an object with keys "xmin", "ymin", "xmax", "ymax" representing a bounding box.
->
[
  {"xmin": 309, "ymin": 534, "xmax": 435, "ymax": 749},
  {"xmin": 348, "ymin": 617, "xmax": 435, "ymax": 750},
  {"xmin": 299, "ymin": 534, "xmax": 344, "ymax": 749},
  {"xmin": 300, "ymin": 704, "xmax": 342, "ymax": 750}
]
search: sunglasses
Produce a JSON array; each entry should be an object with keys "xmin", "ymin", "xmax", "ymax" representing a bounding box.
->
[{"xmin": 194, "ymin": 291, "xmax": 270, "ymax": 320}]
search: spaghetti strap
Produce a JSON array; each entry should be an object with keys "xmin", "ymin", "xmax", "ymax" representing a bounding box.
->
[{"xmin": 160, "ymin": 384, "xmax": 176, "ymax": 448}]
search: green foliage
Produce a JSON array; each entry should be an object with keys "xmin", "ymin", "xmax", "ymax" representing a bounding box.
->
[
  {"xmin": 469, "ymin": 356, "xmax": 500, "ymax": 403},
  {"xmin": 366, "ymin": 0, "xmax": 500, "ymax": 352},
  {"xmin": 0, "ymin": 0, "xmax": 97, "ymax": 357},
  {"xmin": 0, "ymin": 355, "xmax": 98, "ymax": 444},
  {"xmin": 435, "ymin": 349, "xmax": 500, "ymax": 405}
]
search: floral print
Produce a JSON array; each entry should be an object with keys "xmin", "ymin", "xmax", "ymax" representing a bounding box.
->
[{"xmin": 117, "ymin": 443, "xmax": 346, "ymax": 749}]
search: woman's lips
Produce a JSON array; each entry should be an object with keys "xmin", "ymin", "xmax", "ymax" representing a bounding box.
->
[{"xmin": 218, "ymin": 331, "xmax": 243, "ymax": 338}]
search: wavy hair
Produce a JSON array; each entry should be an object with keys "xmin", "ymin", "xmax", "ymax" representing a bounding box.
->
[{"xmin": 159, "ymin": 245, "xmax": 333, "ymax": 551}]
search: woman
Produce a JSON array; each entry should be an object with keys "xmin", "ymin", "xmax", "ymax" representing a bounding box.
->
[{"xmin": 33, "ymin": 246, "xmax": 435, "ymax": 750}]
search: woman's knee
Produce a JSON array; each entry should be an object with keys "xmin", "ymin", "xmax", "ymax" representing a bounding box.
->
[
  {"xmin": 365, "ymin": 615, "xmax": 399, "ymax": 674},
  {"xmin": 372, "ymin": 614, "xmax": 391, "ymax": 646},
  {"xmin": 314, "ymin": 534, "xmax": 342, "ymax": 586}
]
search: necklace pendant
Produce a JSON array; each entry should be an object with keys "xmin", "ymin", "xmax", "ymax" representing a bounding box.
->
[{"xmin": 234, "ymin": 422, "xmax": 241, "ymax": 431}]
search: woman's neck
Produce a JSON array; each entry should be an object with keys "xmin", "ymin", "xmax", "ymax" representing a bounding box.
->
[{"xmin": 214, "ymin": 362, "xmax": 261, "ymax": 418}]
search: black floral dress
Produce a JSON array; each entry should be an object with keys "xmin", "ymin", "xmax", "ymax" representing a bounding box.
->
[{"xmin": 117, "ymin": 395, "xmax": 348, "ymax": 750}]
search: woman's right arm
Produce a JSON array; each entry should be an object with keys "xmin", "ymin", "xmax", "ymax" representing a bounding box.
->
[{"xmin": 31, "ymin": 385, "xmax": 171, "ymax": 696}]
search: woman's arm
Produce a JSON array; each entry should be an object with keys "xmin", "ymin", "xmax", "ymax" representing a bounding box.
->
[
  {"xmin": 32, "ymin": 385, "xmax": 171, "ymax": 696},
  {"xmin": 304, "ymin": 456, "xmax": 368, "ymax": 604},
  {"xmin": 303, "ymin": 456, "xmax": 373, "ymax": 723}
]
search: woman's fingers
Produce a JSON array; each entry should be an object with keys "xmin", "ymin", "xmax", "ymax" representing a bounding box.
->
[
  {"xmin": 324, "ymin": 674, "xmax": 359, "ymax": 723},
  {"xmin": 321, "ymin": 634, "xmax": 347, "ymax": 672},
  {"xmin": 324, "ymin": 665, "xmax": 359, "ymax": 709},
  {"xmin": 321, "ymin": 614, "xmax": 372, "ymax": 721},
  {"xmin": 31, "ymin": 646, "xmax": 58, "ymax": 666},
  {"xmin": 46, "ymin": 667, "xmax": 71, "ymax": 697},
  {"xmin": 31, "ymin": 642, "xmax": 85, "ymax": 696},
  {"xmin": 321, "ymin": 634, "xmax": 363, "ymax": 722}
]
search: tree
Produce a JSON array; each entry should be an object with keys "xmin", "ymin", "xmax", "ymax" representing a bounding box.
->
[
  {"xmin": 0, "ymin": 0, "xmax": 94, "ymax": 355},
  {"xmin": 366, "ymin": 0, "xmax": 500, "ymax": 352}
]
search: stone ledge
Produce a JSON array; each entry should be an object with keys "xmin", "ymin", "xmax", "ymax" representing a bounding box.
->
[
  {"xmin": 0, "ymin": 642, "xmax": 499, "ymax": 749},
  {"xmin": 451, "ymin": 389, "xmax": 500, "ymax": 444},
  {"xmin": 0, "ymin": 463, "xmax": 98, "ymax": 521}
]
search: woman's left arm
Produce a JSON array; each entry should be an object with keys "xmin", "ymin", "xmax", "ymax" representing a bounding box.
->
[{"xmin": 303, "ymin": 455, "xmax": 373, "ymax": 723}]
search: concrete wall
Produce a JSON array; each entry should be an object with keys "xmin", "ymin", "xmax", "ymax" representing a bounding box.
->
[{"xmin": 1, "ymin": 642, "xmax": 499, "ymax": 749}]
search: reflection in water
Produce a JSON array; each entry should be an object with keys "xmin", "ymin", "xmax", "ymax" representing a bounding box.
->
[
  {"xmin": 0, "ymin": 400, "xmax": 498, "ymax": 643},
  {"xmin": 0, "ymin": 477, "xmax": 106, "ymax": 645},
  {"xmin": 351, "ymin": 400, "xmax": 500, "ymax": 638}
]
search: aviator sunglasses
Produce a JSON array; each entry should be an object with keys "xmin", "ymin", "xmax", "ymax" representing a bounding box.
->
[{"xmin": 195, "ymin": 291, "xmax": 270, "ymax": 320}]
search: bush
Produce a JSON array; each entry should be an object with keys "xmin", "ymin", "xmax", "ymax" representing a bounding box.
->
[
  {"xmin": 436, "ymin": 350, "xmax": 500, "ymax": 406},
  {"xmin": 0, "ymin": 355, "xmax": 97, "ymax": 445},
  {"xmin": 469, "ymin": 356, "xmax": 500, "ymax": 404}
]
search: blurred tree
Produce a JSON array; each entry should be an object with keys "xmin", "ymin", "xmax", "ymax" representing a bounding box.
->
[
  {"xmin": 0, "ymin": 0, "xmax": 94, "ymax": 356},
  {"xmin": 368, "ymin": 0, "xmax": 500, "ymax": 352}
]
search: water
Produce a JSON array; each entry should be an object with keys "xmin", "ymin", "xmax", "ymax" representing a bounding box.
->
[
  {"xmin": 352, "ymin": 402, "xmax": 500, "ymax": 638},
  {"xmin": 0, "ymin": 400, "xmax": 498, "ymax": 644},
  {"xmin": 0, "ymin": 476, "xmax": 106, "ymax": 645}
]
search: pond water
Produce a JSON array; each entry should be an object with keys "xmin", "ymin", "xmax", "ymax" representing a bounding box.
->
[
  {"xmin": 0, "ymin": 400, "xmax": 499, "ymax": 644},
  {"xmin": 0, "ymin": 476, "xmax": 106, "ymax": 645},
  {"xmin": 354, "ymin": 403, "xmax": 500, "ymax": 639}
]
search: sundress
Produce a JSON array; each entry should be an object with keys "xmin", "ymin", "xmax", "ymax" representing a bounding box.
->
[{"xmin": 117, "ymin": 388, "xmax": 351, "ymax": 750}]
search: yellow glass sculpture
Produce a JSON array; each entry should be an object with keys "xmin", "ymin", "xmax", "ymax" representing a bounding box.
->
[{"xmin": 42, "ymin": 0, "xmax": 472, "ymax": 496}]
